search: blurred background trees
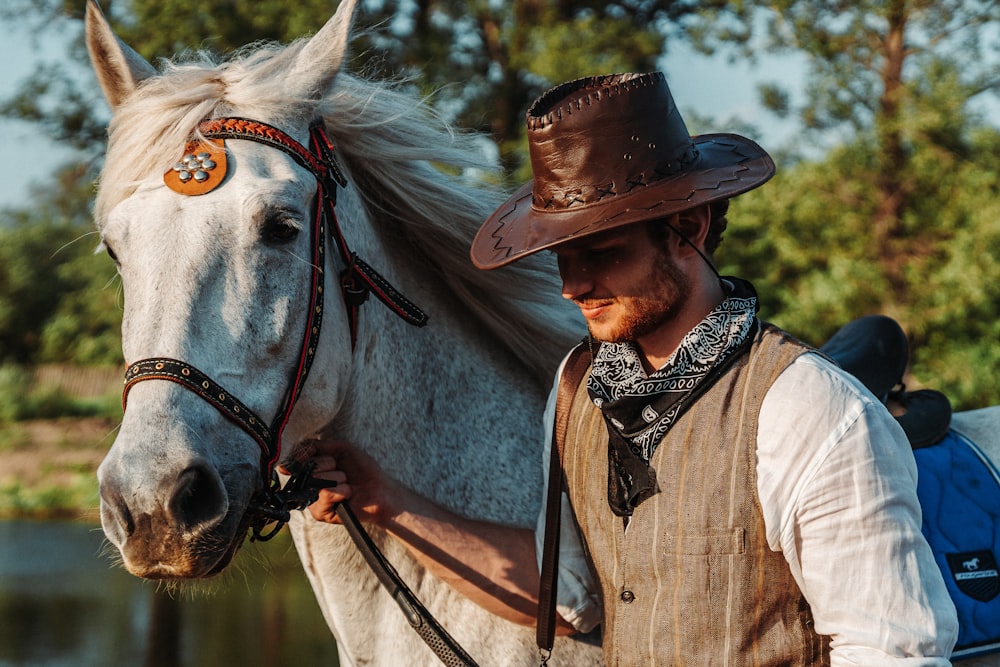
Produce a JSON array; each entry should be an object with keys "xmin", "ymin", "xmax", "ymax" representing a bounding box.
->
[
  {"xmin": 1, "ymin": 0, "xmax": 999, "ymax": 408},
  {"xmin": 698, "ymin": 0, "xmax": 1000, "ymax": 406}
]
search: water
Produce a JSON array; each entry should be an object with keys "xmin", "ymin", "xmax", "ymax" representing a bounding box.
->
[{"xmin": 0, "ymin": 520, "xmax": 340, "ymax": 667}]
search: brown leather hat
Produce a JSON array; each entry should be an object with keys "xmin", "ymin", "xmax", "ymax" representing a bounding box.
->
[{"xmin": 471, "ymin": 72, "xmax": 775, "ymax": 269}]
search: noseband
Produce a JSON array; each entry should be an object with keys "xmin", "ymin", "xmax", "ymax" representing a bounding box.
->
[{"xmin": 120, "ymin": 117, "xmax": 427, "ymax": 540}]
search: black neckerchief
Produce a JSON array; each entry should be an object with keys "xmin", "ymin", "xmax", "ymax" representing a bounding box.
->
[{"xmin": 587, "ymin": 277, "xmax": 760, "ymax": 516}]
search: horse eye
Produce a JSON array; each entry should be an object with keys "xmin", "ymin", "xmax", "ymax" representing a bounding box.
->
[
  {"xmin": 262, "ymin": 217, "xmax": 301, "ymax": 244},
  {"xmin": 105, "ymin": 243, "xmax": 119, "ymax": 264}
]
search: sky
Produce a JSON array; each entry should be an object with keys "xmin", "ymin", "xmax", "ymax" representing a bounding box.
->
[
  {"xmin": 0, "ymin": 14, "xmax": 804, "ymax": 212},
  {"xmin": 0, "ymin": 22, "xmax": 87, "ymax": 211}
]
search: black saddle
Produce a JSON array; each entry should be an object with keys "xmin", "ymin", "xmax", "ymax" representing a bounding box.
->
[{"xmin": 819, "ymin": 314, "xmax": 952, "ymax": 448}]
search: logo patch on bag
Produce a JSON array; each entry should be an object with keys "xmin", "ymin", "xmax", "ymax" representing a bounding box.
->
[{"xmin": 947, "ymin": 551, "xmax": 1000, "ymax": 602}]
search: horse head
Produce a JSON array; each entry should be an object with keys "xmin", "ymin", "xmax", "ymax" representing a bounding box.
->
[{"xmin": 86, "ymin": 0, "xmax": 362, "ymax": 578}]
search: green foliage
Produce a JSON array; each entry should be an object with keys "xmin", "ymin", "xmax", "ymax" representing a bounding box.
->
[
  {"xmin": 721, "ymin": 121, "xmax": 1000, "ymax": 410},
  {"xmin": 0, "ymin": 218, "xmax": 76, "ymax": 363},
  {"xmin": 691, "ymin": 0, "xmax": 1000, "ymax": 411},
  {"xmin": 0, "ymin": 365, "xmax": 33, "ymax": 423},
  {"xmin": 354, "ymin": 1, "xmax": 706, "ymax": 178},
  {"xmin": 108, "ymin": 0, "xmax": 343, "ymax": 57},
  {"xmin": 0, "ymin": 161, "xmax": 122, "ymax": 367},
  {"xmin": 0, "ymin": 62, "xmax": 108, "ymax": 152},
  {"xmin": 36, "ymin": 240, "xmax": 123, "ymax": 366},
  {"xmin": 718, "ymin": 143, "xmax": 888, "ymax": 337}
]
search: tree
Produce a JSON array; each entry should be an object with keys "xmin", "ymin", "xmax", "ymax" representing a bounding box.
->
[
  {"xmin": 719, "ymin": 120, "xmax": 1000, "ymax": 409},
  {"xmin": 694, "ymin": 0, "xmax": 1000, "ymax": 302},
  {"xmin": 0, "ymin": 163, "xmax": 121, "ymax": 366},
  {"xmin": 683, "ymin": 1, "xmax": 1000, "ymax": 408},
  {"xmin": 354, "ymin": 1, "xmax": 719, "ymax": 179}
]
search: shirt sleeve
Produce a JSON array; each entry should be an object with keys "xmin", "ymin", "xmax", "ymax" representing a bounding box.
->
[
  {"xmin": 757, "ymin": 352, "xmax": 959, "ymax": 665},
  {"xmin": 534, "ymin": 355, "xmax": 602, "ymax": 633}
]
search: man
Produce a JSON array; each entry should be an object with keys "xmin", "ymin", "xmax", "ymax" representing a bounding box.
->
[{"xmin": 304, "ymin": 72, "xmax": 958, "ymax": 664}]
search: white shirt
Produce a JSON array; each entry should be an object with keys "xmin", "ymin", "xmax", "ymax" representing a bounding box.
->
[{"xmin": 537, "ymin": 350, "xmax": 959, "ymax": 665}]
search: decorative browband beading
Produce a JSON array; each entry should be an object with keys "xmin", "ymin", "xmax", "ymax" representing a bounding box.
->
[{"xmin": 198, "ymin": 117, "xmax": 347, "ymax": 189}]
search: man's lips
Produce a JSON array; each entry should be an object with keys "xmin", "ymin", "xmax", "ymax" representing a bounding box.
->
[{"xmin": 575, "ymin": 300, "xmax": 613, "ymax": 319}]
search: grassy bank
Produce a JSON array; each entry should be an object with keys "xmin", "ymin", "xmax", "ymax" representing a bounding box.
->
[
  {"xmin": 0, "ymin": 417, "xmax": 119, "ymax": 520},
  {"xmin": 0, "ymin": 364, "xmax": 121, "ymax": 519}
]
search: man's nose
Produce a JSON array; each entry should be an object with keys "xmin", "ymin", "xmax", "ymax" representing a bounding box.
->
[{"xmin": 558, "ymin": 258, "xmax": 592, "ymax": 301}]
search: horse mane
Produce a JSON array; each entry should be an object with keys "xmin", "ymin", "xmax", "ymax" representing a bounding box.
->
[{"xmin": 94, "ymin": 37, "xmax": 583, "ymax": 385}]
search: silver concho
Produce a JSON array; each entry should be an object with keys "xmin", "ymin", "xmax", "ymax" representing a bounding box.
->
[{"xmin": 173, "ymin": 151, "xmax": 218, "ymax": 183}]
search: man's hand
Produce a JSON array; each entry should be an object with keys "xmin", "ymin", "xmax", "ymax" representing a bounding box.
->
[
  {"xmin": 289, "ymin": 438, "xmax": 401, "ymax": 526},
  {"xmin": 289, "ymin": 437, "xmax": 576, "ymax": 632}
]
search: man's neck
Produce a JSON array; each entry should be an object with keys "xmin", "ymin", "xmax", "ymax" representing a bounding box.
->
[{"xmin": 637, "ymin": 278, "xmax": 726, "ymax": 372}]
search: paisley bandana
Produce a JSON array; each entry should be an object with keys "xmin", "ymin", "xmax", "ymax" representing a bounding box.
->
[{"xmin": 587, "ymin": 277, "xmax": 760, "ymax": 516}]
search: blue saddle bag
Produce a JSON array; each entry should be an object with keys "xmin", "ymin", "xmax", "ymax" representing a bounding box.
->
[{"xmin": 914, "ymin": 429, "xmax": 1000, "ymax": 658}]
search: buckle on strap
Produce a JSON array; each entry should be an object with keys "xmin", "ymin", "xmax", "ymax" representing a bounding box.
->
[{"xmin": 247, "ymin": 459, "xmax": 338, "ymax": 541}]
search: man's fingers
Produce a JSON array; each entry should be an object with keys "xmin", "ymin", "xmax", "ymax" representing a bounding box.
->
[
  {"xmin": 308, "ymin": 485, "xmax": 352, "ymax": 524},
  {"xmin": 308, "ymin": 504, "xmax": 342, "ymax": 524}
]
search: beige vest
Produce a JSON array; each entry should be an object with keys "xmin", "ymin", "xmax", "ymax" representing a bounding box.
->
[{"xmin": 562, "ymin": 324, "xmax": 831, "ymax": 666}]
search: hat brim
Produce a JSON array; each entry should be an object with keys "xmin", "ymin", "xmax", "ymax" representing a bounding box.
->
[{"xmin": 471, "ymin": 133, "xmax": 774, "ymax": 269}]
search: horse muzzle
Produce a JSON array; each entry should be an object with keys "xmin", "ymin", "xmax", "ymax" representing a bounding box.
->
[{"xmin": 97, "ymin": 432, "xmax": 256, "ymax": 579}]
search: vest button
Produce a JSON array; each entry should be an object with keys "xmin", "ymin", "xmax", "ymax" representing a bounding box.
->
[{"xmin": 620, "ymin": 589, "xmax": 635, "ymax": 604}]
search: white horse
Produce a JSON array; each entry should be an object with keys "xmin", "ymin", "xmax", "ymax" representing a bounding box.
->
[
  {"xmin": 84, "ymin": 0, "xmax": 1000, "ymax": 664},
  {"xmin": 85, "ymin": 0, "xmax": 597, "ymax": 664}
]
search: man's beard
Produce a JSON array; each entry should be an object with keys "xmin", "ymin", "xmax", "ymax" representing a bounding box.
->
[{"xmin": 587, "ymin": 254, "xmax": 691, "ymax": 343}]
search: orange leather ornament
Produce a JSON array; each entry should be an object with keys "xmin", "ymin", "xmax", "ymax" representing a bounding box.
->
[{"xmin": 164, "ymin": 138, "xmax": 227, "ymax": 195}]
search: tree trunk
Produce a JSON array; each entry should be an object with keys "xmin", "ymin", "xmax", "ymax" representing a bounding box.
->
[{"xmin": 873, "ymin": 0, "xmax": 910, "ymax": 304}]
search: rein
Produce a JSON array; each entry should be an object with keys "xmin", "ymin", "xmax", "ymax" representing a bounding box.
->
[{"xmin": 121, "ymin": 117, "xmax": 478, "ymax": 666}]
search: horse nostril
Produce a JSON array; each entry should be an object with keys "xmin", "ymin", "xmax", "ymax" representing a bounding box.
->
[
  {"xmin": 99, "ymin": 484, "xmax": 135, "ymax": 544},
  {"xmin": 168, "ymin": 464, "xmax": 228, "ymax": 533}
]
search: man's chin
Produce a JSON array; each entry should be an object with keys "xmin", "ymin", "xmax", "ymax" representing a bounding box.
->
[
  {"xmin": 586, "ymin": 323, "xmax": 626, "ymax": 344},
  {"xmin": 588, "ymin": 314, "xmax": 672, "ymax": 345}
]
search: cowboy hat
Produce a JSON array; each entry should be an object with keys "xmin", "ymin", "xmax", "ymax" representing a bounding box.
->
[{"xmin": 470, "ymin": 72, "xmax": 775, "ymax": 269}]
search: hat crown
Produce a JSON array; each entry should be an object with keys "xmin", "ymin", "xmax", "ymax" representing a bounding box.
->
[{"xmin": 526, "ymin": 73, "xmax": 698, "ymax": 211}]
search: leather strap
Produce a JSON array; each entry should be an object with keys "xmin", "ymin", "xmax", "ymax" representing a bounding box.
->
[
  {"xmin": 123, "ymin": 357, "xmax": 273, "ymax": 464},
  {"xmin": 202, "ymin": 117, "xmax": 427, "ymax": 347},
  {"xmin": 199, "ymin": 117, "xmax": 337, "ymax": 186},
  {"xmin": 537, "ymin": 342, "xmax": 592, "ymax": 662},
  {"xmin": 336, "ymin": 503, "xmax": 479, "ymax": 666}
]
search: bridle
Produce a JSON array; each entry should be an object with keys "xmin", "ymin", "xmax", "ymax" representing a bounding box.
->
[{"xmin": 120, "ymin": 117, "xmax": 428, "ymax": 539}]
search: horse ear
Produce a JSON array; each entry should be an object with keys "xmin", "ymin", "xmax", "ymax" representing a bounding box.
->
[
  {"xmin": 85, "ymin": 0, "xmax": 157, "ymax": 109},
  {"xmin": 284, "ymin": 0, "xmax": 359, "ymax": 101}
]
